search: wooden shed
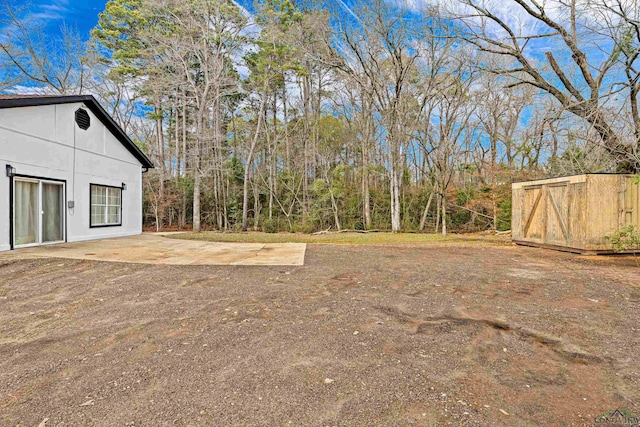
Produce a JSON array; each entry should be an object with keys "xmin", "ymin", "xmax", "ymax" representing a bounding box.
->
[{"xmin": 512, "ymin": 174, "xmax": 640, "ymax": 254}]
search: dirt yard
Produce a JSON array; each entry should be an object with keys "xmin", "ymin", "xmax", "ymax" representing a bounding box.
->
[{"xmin": 0, "ymin": 241, "xmax": 638, "ymax": 426}]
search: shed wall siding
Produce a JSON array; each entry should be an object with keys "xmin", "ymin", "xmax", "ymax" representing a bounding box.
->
[
  {"xmin": 623, "ymin": 176, "xmax": 640, "ymax": 228},
  {"xmin": 512, "ymin": 174, "xmax": 640, "ymax": 253},
  {"xmin": 585, "ymin": 175, "xmax": 621, "ymax": 249},
  {"xmin": 0, "ymin": 102, "xmax": 143, "ymax": 251}
]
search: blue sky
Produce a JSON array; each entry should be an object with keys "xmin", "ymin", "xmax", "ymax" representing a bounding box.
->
[
  {"xmin": 36, "ymin": 0, "xmax": 360, "ymax": 40},
  {"xmin": 36, "ymin": 0, "xmax": 256, "ymax": 40},
  {"xmin": 30, "ymin": 0, "xmax": 107, "ymax": 39},
  {"xmin": 24, "ymin": 0, "xmax": 625, "ymax": 107}
]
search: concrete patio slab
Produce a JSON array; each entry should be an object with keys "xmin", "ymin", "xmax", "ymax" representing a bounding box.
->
[{"xmin": 3, "ymin": 234, "xmax": 306, "ymax": 266}]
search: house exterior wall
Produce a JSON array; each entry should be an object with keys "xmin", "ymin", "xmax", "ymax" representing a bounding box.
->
[{"xmin": 0, "ymin": 102, "xmax": 144, "ymax": 251}]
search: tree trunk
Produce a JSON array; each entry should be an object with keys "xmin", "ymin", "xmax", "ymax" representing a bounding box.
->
[
  {"xmin": 329, "ymin": 187, "xmax": 341, "ymax": 231},
  {"xmin": 419, "ymin": 190, "xmax": 434, "ymax": 231},
  {"xmin": 193, "ymin": 107, "xmax": 204, "ymax": 233},
  {"xmin": 282, "ymin": 80, "xmax": 291, "ymax": 173},
  {"xmin": 174, "ymin": 104, "xmax": 179, "ymax": 178},
  {"xmin": 253, "ymin": 178, "xmax": 260, "ymax": 231},
  {"xmin": 180, "ymin": 192, "xmax": 186, "ymax": 229},
  {"xmin": 361, "ymin": 125, "xmax": 371, "ymax": 230},
  {"xmin": 490, "ymin": 136, "xmax": 497, "ymax": 231},
  {"xmin": 179, "ymin": 94, "xmax": 187, "ymax": 229},
  {"xmin": 627, "ymin": 69, "xmax": 640, "ymax": 172},
  {"xmin": 362, "ymin": 163, "xmax": 371, "ymax": 230},
  {"xmin": 242, "ymin": 93, "xmax": 268, "ymax": 232},
  {"xmin": 301, "ymin": 74, "xmax": 311, "ymax": 215},
  {"xmin": 155, "ymin": 103, "xmax": 165, "ymax": 231},
  {"xmin": 435, "ymin": 195, "xmax": 441, "ymax": 233},
  {"xmin": 577, "ymin": 104, "xmax": 634, "ymax": 171},
  {"xmin": 182, "ymin": 92, "xmax": 187, "ymax": 178},
  {"xmin": 193, "ymin": 171, "xmax": 201, "ymax": 232},
  {"xmin": 390, "ymin": 151, "xmax": 401, "ymax": 233},
  {"xmin": 441, "ymin": 194, "xmax": 447, "ymax": 237}
]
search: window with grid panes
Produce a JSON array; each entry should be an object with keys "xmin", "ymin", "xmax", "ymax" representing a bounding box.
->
[{"xmin": 90, "ymin": 185, "xmax": 122, "ymax": 226}]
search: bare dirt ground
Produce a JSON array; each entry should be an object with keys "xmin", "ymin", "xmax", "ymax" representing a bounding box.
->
[{"xmin": 0, "ymin": 242, "xmax": 638, "ymax": 426}]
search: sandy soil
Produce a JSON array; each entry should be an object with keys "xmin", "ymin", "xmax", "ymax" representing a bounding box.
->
[{"xmin": 0, "ymin": 243, "xmax": 638, "ymax": 426}]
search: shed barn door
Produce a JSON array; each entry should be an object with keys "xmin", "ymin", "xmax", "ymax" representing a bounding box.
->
[
  {"xmin": 622, "ymin": 176, "xmax": 639, "ymax": 227},
  {"xmin": 545, "ymin": 183, "xmax": 569, "ymax": 246},
  {"xmin": 568, "ymin": 183, "xmax": 587, "ymax": 247},
  {"xmin": 523, "ymin": 186, "xmax": 544, "ymax": 241}
]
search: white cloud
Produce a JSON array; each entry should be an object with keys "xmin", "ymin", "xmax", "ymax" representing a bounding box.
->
[
  {"xmin": 398, "ymin": 0, "xmax": 634, "ymax": 39},
  {"xmin": 26, "ymin": 0, "xmax": 70, "ymax": 22},
  {"xmin": 335, "ymin": 0, "xmax": 362, "ymax": 23}
]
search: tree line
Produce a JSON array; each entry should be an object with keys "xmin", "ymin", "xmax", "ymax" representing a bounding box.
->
[{"xmin": 2, "ymin": 0, "xmax": 639, "ymax": 234}]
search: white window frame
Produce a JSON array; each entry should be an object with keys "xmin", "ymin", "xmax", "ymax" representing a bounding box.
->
[{"xmin": 90, "ymin": 184, "xmax": 122, "ymax": 227}]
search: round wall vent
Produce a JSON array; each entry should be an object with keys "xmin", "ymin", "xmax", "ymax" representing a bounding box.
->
[{"xmin": 75, "ymin": 108, "xmax": 90, "ymax": 130}]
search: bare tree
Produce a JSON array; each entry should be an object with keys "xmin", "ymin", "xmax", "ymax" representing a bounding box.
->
[
  {"xmin": 145, "ymin": 0, "xmax": 248, "ymax": 232},
  {"xmin": 454, "ymin": 0, "xmax": 638, "ymax": 171},
  {"xmin": 587, "ymin": 0, "xmax": 640, "ymax": 167},
  {"xmin": 332, "ymin": 77, "xmax": 379, "ymax": 230},
  {"xmin": 335, "ymin": 0, "xmax": 424, "ymax": 232},
  {"xmin": 474, "ymin": 57, "xmax": 536, "ymax": 228},
  {"xmin": 0, "ymin": 1, "xmax": 87, "ymax": 94},
  {"xmin": 418, "ymin": 47, "xmax": 479, "ymax": 236}
]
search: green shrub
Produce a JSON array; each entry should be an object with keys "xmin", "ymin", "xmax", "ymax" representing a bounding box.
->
[
  {"xmin": 451, "ymin": 210, "xmax": 471, "ymax": 228},
  {"xmin": 262, "ymin": 218, "xmax": 278, "ymax": 233},
  {"xmin": 497, "ymin": 197, "xmax": 512, "ymax": 232},
  {"xmin": 606, "ymin": 225, "xmax": 640, "ymax": 252},
  {"xmin": 456, "ymin": 190, "xmax": 472, "ymax": 205},
  {"xmin": 292, "ymin": 220, "xmax": 317, "ymax": 234}
]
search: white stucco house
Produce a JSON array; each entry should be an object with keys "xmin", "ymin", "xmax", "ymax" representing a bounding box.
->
[{"xmin": 0, "ymin": 94, "xmax": 153, "ymax": 252}]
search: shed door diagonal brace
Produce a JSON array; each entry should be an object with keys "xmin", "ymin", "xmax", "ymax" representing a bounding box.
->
[
  {"xmin": 523, "ymin": 190, "xmax": 542, "ymax": 238},
  {"xmin": 547, "ymin": 189, "xmax": 569, "ymax": 240}
]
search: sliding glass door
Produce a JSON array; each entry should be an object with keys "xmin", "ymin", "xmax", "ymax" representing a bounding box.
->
[
  {"xmin": 13, "ymin": 179, "xmax": 65, "ymax": 247},
  {"xmin": 14, "ymin": 180, "xmax": 39, "ymax": 246},
  {"xmin": 42, "ymin": 183, "xmax": 64, "ymax": 243}
]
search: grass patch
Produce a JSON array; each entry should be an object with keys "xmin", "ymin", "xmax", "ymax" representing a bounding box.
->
[{"xmin": 166, "ymin": 231, "xmax": 510, "ymax": 246}]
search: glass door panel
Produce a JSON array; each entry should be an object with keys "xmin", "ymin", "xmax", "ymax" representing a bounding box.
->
[
  {"xmin": 14, "ymin": 180, "xmax": 39, "ymax": 246},
  {"xmin": 42, "ymin": 183, "xmax": 64, "ymax": 243}
]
